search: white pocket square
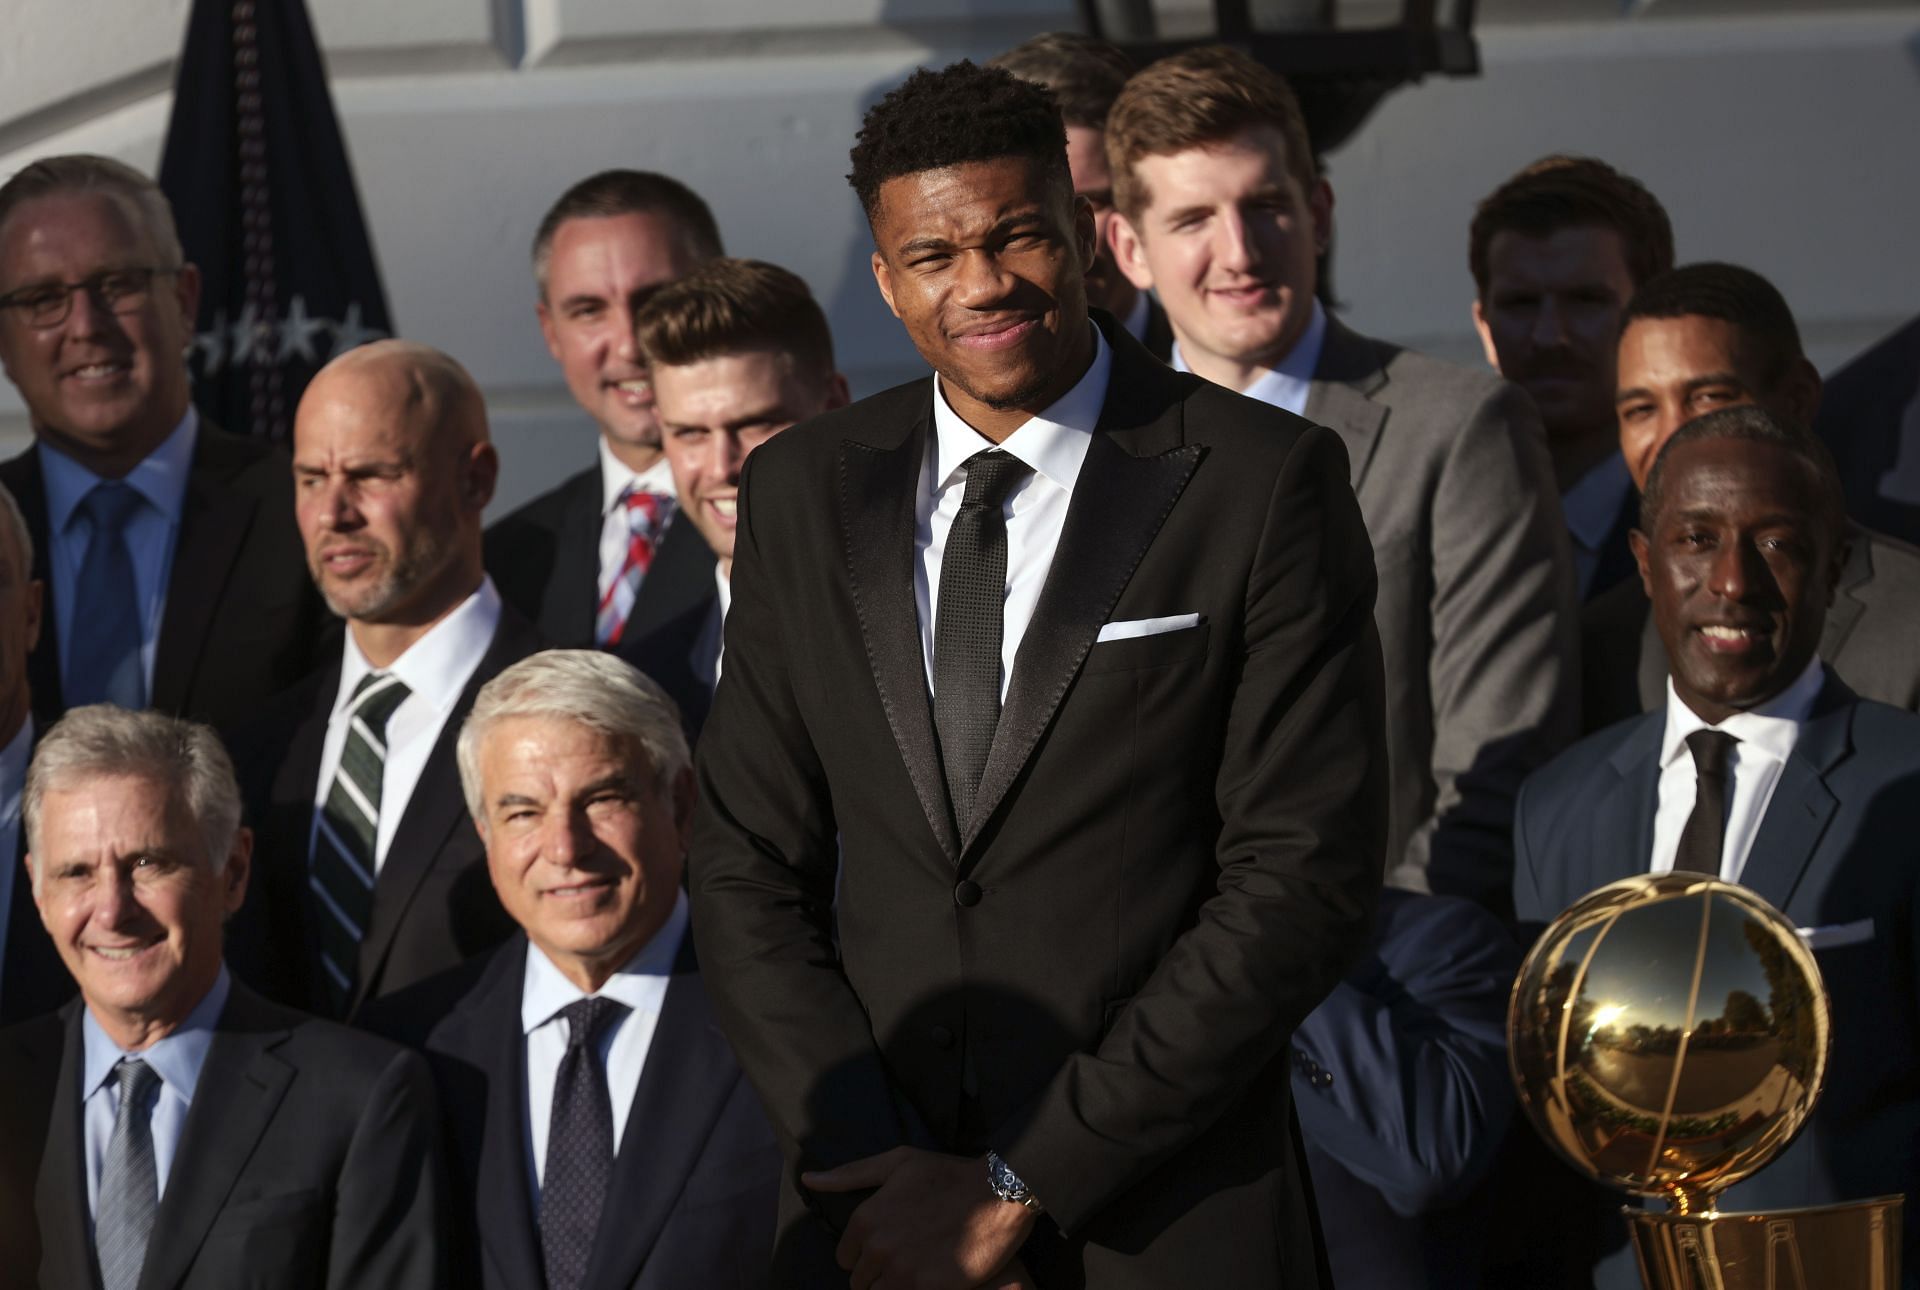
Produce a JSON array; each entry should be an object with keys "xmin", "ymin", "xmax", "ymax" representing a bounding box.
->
[
  {"xmin": 1797, "ymin": 919, "xmax": 1874, "ymax": 950},
  {"xmin": 1096, "ymin": 613, "xmax": 1201, "ymax": 643}
]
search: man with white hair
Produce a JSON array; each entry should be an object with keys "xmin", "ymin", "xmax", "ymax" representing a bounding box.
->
[
  {"xmin": 365, "ymin": 649, "xmax": 777, "ymax": 1290},
  {"xmin": 0, "ymin": 704, "xmax": 446, "ymax": 1289}
]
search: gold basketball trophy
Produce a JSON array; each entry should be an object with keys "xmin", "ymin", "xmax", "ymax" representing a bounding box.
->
[{"xmin": 1509, "ymin": 873, "xmax": 1903, "ymax": 1289}]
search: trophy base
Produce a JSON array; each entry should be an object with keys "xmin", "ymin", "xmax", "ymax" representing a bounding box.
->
[{"xmin": 1626, "ymin": 1195, "xmax": 1903, "ymax": 1290}]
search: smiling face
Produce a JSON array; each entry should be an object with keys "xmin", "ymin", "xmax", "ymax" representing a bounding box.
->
[
  {"xmin": 1634, "ymin": 436, "xmax": 1843, "ymax": 723},
  {"xmin": 1615, "ymin": 313, "xmax": 1792, "ymax": 491},
  {"xmin": 653, "ymin": 347, "xmax": 847, "ymax": 573},
  {"xmin": 0, "ymin": 189, "xmax": 200, "ymax": 477},
  {"xmin": 31, "ymin": 773, "xmax": 248, "ymax": 1047},
  {"xmin": 1109, "ymin": 126, "xmax": 1329, "ymax": 391},
  {"xmin": 538, "ymin": 212, "xmax": 707, "ymax": 471},
  {"xmin": 869, "ymin": 155, "xmax": 1095, "ymax": 439},
  {"xmin": 477, "ymin": 716, "xmax": 691, "ymax": 991}
]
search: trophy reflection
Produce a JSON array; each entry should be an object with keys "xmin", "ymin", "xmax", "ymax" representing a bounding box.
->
[{"xmin": 1509, "ymin": 873, "xmax": 1902, "ymax": 1289}]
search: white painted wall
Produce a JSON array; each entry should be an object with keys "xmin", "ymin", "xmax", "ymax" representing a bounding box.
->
[{"xmin": 2, "ymin": 2, "xmax": 1915, "ymax": 516}]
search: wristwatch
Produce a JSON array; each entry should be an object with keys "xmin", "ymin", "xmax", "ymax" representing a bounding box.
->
[{"xmin": 986, "ymin": 1150, "xmax": 1042, "ymax": 1212}]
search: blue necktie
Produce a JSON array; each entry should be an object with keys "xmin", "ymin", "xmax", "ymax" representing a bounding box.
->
[
  {"xmin": 96, "ymin": 1058, "xmax": 161, "ymax": 1290},
  {"xmin": 68, "ymin": 482, "xmax": 147, "ymax": 709}
]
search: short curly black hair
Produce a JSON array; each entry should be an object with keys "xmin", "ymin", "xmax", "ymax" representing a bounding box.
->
[{"xmin": 848, "ymin": 60, "xmax": 1069, "ymax": 223}]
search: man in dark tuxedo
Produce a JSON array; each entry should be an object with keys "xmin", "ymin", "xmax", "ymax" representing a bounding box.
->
[
  {"xmin": 691, "ymin": 61, "xmax": 1386, "ymax": 1288},
  {"xmin": 1106, "ymin": 47, "xmax": 1577, "ymax": 913},
  {"xmin": 989, "ymin": 33, "xmax": 1173, "ymax": 361},
  {"xmin": 618, "ymin": 257, "xmax": 848, "ymax": 740},
  {"xmin": 1470, "ymin": 155, "xmax": 1675, "ymax": 601},
  {"xmin": 0, "ymin": 705, "xmax": 445, "ymax": 1289},
  {"xmin": 367, "ymin": 650, "xmax": 779, "ymax": 1290},
  {"xmin": 0, "ymin": 155, "xmax": 329, "ymax": 731},
  {"xmin": 485, "ymin": 171, "xmax": 722, "ymax": 650},
  {"xmin": 1513, "ymin": 406, "xmax": 1920, "ymax": 1289},
  {"xmin": 0, "ymin": 481, "xmax": 68, "ymax": 1026},
  {"xmin": 231, "ymin": 341, "xmax": 538, "ymax": 1019},
  {"xmin": 1585, "ymin": 262, "xmax": 1920, "ymax": 727}
]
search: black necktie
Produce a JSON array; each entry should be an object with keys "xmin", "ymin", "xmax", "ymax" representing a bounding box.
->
[
  {"xmin": 1673, "ymin": 729, "xmax": 1738, "ymax": 877},
  {"xmin": 933, "ymin": 450, "xmax": 1033, "ymax": 835},
  {"xmin": 540, "ymin": 995, "xmax": 627, "ymax": 1290}
]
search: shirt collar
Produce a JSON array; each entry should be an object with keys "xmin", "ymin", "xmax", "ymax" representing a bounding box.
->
[
  {"xmin": 1170, "ymin": 300, "xmax": 1327, "ymax": 400},
  {"xmin": 929, "ymin": 322, "xmax": 1109, "ymax": 498},
  {"xmin": 1659, "ymin": 656, "xmax": 1826, "ymax": 770},
  {"xmin": 714, "ymin": 562, "xmax": 731, "ymax": 621},
  {"xmin": 41, "ymin": 405, "xmax": 199, "ymax": 535},
  {"xmin": 0, "ymin": 717, "xmax": 31, "ymax": 830},
  {"xmin": 598, "ymin": 438, "xmax": 676, "ymax": 517},
  {"xmin": 337, "ymin": 577, "xmax": 502, "ymax": 719},
  {"xmin": 520, "ymin": 889, "xmax": 688, "ymax": 1035},
  {"xmin": 1562, "ymin": 451, "xmax": 1634, "ymax": 554},
  {"xmin": 82, "ymin": 962, "xmax": 230, "ymax": 1103}
]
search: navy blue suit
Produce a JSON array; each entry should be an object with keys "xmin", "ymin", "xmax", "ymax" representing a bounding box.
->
[
  {"xmin": 1291, "ymin": 888, "xmax": 1519, "ymax": 1289},
  {"xmin": 1510, "ymin": 672, "xmax": 1920, "ymax": 1289}
]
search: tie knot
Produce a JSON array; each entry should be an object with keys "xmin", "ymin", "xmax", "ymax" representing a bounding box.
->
[
  {"xmin": 1685, "ymin": 728, "xmax": 1738, "ymax": 778},
  {"xmin": 622, "ymin": 488, "xmax": 668, "ymax": 533},
  {"xmin": 348, "ymin": 671, "xmax": 412, "ymax": 732},
  {"xmin": 113, "ymin": 1058, "xmax": 159, "ymax": 1105},
  {"xmin": 80, "ymin": 481, "xmax": 143, "ymax": 532},
  {"xmin": 959, "ymin": 450, "xmax": 1032, "ymax": 510},
  {"xmin": 560, "ymin": 996, "xmax": 626, "ymax": 1052}
]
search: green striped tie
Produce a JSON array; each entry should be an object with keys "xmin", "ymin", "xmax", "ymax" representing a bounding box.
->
[{"xmin": 311, "ymin": 671, "xmax": 410, "ymax": 1014}]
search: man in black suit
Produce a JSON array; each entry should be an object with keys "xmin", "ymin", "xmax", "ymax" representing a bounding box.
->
[
  {"xmin": 231, "ymin": 341, "xmax": 538, "ymax": 1019},
  {"xmin": 690, "ymin": 62, "xmax": 1385, "ymax": 1287},
  {"xmin": 0, "ymin": 155, "xmax": 329, "ymax": 731},
  {"xmin": 989, "ymin": 33, "xmax": 1173, "ymax": 361},
  {"xmin": 368, "ymin": 650, "xmax": 779, "ymax": 1290},
  {"xmin": 0, "ymin": 481, "xmax": 68, "ymax": 1026},
  {"xmin": 485, "ymin": 171, "xmax": 722, "ymax": 650},
  {"xmin": 0, "ymin": 705, "xmax": 445, "ymax": 1289},
  {"xmin": 1470, "ymin": 155, "xmax": 1675, "ymax": 601},
  {"xmin": 619, "ymin": 257, "xmax": 849, "ymax": 740}
]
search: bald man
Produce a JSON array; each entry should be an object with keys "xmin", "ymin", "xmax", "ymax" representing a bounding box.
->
[{"xmin": 228, "ymin": 340, "xmax": 542, "ymax": 1019}]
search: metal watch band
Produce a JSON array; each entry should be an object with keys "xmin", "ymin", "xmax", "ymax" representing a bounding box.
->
[{"xmin": 986, "ymin": 1150, "xmax": 1042, "ymax": 1211}]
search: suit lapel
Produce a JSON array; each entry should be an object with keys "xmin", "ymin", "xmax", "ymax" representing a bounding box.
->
[
  {"xmin": 1737, "ymin": 679, "xmax": 1850, "ymax": 912},
  {"xmin": 451, "ymin": 941, "xmax": 545, "ymax": 1290},
  {"xmin": 149, "ymin": 440, "xmax": 257, "ymax": 714},
  {"xmin": 1595, "ymin": 717, "xmax": 1664, "ymax": 896},
  {"xmin": 137, "ymin": 987, "xmax": 296, "ymax": 1290},
  {"xmin": 546, "ymin": 468, "xmax": 603, "ymax": 648},
  {"xmin": 1819, "ymin": 526, "xmax": 1871, "ymax": 660},
  {"xmin": 34, "ymin": 1007, "xmax": 98, "ymax": 1290},
  {"xmin": 839, "ymin": 396, "xmax": 960, "ymax": 860},
  {"xmin": 624, "ymin": 515, "xmax": 717, "ymax": 645},
  {"xmin": 1302, "ymin": 319, "xmax": 1389, "ymax": 489},
  {"xmin": 271, "ymin": 668, "xmax": 337, "ymax": 1011},
  {"xmin": 583, "ymin": 945, "xmax": 738, "ymax": 1290}
]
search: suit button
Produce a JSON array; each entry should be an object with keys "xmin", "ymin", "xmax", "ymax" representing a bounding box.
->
[
  {"xmin": 954, "ymin": 880, "xmax": 982, "ymax": 907},
  {"xmin": 930, "ymin": 1026, "xmax": 954, "ymax": 1049}
]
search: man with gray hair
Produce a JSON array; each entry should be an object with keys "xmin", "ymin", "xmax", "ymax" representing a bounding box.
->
[
  {"xmin": 365, "ymin": 648, "xmax": 778, "ymax": 1290},
  {"xmin": 0, "ymin": 154, "xmax": 328, "ymax": 729},
  {"xmin": 0, "ymin": 704, "xmax": 447, "ymax": 1289}
]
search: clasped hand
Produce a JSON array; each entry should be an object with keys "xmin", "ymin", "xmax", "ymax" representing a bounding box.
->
[{"xmin": 804, "ymin": 1146, "xmax": 1039, "ymax": 1290}]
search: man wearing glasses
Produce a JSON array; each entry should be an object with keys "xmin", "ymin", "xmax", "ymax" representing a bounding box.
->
[{"xmin": 0, "ymin": 155, "xmax": 326, "ymax": 730}]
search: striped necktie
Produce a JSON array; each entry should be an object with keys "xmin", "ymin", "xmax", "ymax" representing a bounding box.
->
[
  {"xmin": 95, "ymin": 1058, "xmax": 161, "ymax": 1290},
  {"xmin": 311, "ymin": 671, "xmax": 411, "ymax": 1014},
  {"xmin": 597, "ymin": 487, "xmax": 671, "ymax": 647}
]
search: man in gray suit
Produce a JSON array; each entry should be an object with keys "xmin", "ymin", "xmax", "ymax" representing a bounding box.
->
[
  {"xmin": 1106, "ymin": 46, "xmax": 1578, "ymax": 912},
  {"xmin": 0, "ymin": 705, "xmax": 445, "ymax": 1289},
  {"xmin": 1586, "ymin": 262, "xmax": 1920, "ymax": 726}
]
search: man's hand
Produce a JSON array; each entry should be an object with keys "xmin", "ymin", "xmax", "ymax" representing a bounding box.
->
[{"xmin": 804, "ymin": 1147, "xmax": 1039, "ymax": 1289}]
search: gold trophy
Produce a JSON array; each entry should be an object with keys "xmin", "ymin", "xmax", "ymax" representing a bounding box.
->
[{"xmin": 1508, "ymin": 873, "xmax": 1903, "ymax": 1288}]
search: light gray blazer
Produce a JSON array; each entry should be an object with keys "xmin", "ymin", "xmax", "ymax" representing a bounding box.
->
[{"xmin": 1304, "ymin": 318, "xmax": 1579, "ymax": 913}]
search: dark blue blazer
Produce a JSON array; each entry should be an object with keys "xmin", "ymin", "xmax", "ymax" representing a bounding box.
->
[
  {"xmin": 365, "ymin": 932, "xmax": 780, "ymax": 1290},
  {"xmin": 1291, "ymin": 887, "xmax": 1519, "ymax": 1289},
  {"xmin": 1511, "ymin": 672, "xmax": 1920, "ymax": 1289}
]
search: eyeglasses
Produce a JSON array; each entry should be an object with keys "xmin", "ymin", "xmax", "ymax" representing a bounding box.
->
[{"xmin": 0, "ymin": 266, "xmax": 179, "ymax": 329}]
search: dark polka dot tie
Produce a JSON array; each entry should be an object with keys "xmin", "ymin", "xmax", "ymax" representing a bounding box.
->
[{"xmin": 540, "ymin": 995, "xmax": 627, "ymax": 1290}]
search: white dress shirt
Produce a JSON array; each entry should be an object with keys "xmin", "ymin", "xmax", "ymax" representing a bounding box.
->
[
  {"xmin": 0, "ymin": 716, "xmax": 32, "ymax": 1006},
  {"xmin": 1649, "ymin": 659, "xmax": 1825, "ymax": 882},
  {"xmin": 311, "ymin": 579, "xmax": 502, "ymax": 870},
  {"xmin": 596, "ymin": 439, "xmax": 679, "ymax": 606},
  {"xmin": 521, "ymin": 891, "xmax": 688, "ymax": 1199},
  {"xmin": 1562, "ymin": 451, "xmax": 1634, "ymax": 599},
  {"xmin": 692, "ymin": 564, "xmax": 731, "ymax": 696},
  {"xmin": 40, "ymin": 407, "xmax": 197, "ymax": 695},
  {"xmin": 1172, "ymin": 300, "xmax": 1327, "ymax": 418},
  {"xmin": 82, "ymin": 964, "xmax": 230, "ymax": 1222},
  {"xmin": 917, "ymin": 325, "xmax": 1111, "ymax": 700}
]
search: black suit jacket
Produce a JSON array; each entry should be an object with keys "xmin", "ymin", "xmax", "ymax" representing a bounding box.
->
[
  {"xmin": 0, "ymin": 979, "xmax": 446, "ymax": 1290},
  {"xmin": 615, "ymin": 580, "xmax": 718, "ymax": 746},
  {"xmin": 690, "ymin": 316, "xmax": 1387, "ymax": 1286},
  {"xmin": 1139, "ymin": 294, "xmax": 1174, "ymax": 363},
  {"xmin": 228, "ymin": 605, "xmax": 543, "ymax": 1018},
  {"xmin": 485, "ymin": 461, "xmax": 717, "ymax": 649},
  {"xmin": 366, "ymin": 932, "xmax": 780, "ymax": 1289},
  {"xmin": 1816, "ymin": 313, "xmax": 1920, "ymax": 547},
  {"xmin": 0, "ymin": 422, "xmax": 333, "ymax": 731},
  {"xmin": 1, "ymin": 821, "xmax": 71, "ymax": 1028}
]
